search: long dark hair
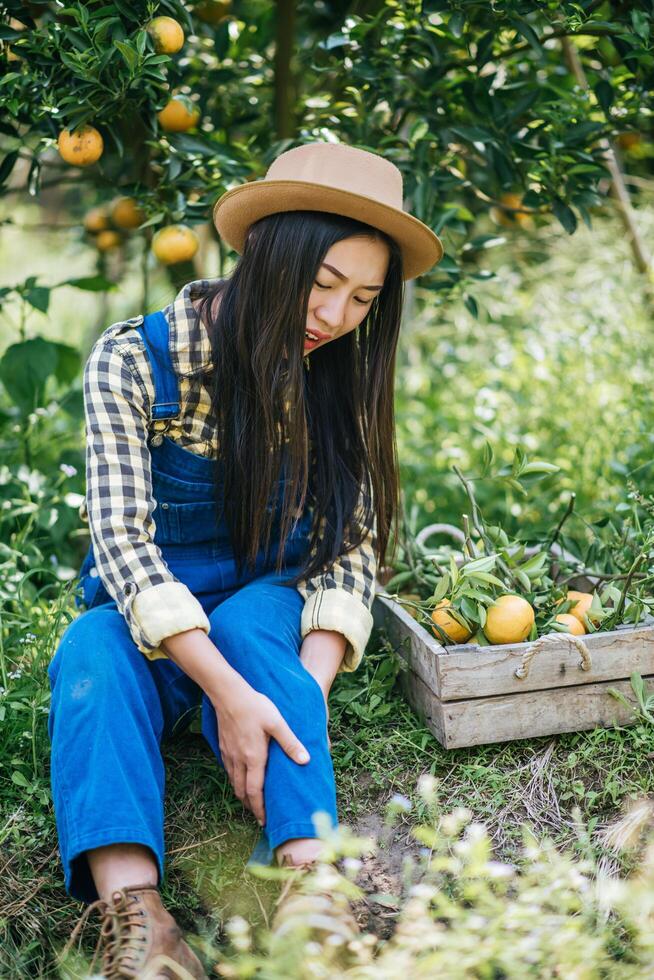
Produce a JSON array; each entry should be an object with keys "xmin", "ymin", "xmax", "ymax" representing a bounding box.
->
[{"xmin": 196, "ymin": 210, "xmax": 404, "ymax": 589}]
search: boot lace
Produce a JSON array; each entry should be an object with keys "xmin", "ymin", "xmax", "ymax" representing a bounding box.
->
[{"xmin": 61, "ymin": 888, "xmax": 149, "ymax": 979}]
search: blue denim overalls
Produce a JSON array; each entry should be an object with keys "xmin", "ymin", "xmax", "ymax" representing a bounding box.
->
[{"xmin": 47, "ymin": 311, "xmax": 337, "ymax": 903}]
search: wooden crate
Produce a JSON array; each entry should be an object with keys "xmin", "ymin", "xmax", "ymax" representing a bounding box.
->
[{"xmin": 372, "ymin": 589, "xmax": 654, "ymax": 749}]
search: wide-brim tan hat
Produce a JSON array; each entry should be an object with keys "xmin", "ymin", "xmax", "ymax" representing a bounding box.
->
[{"xmin": 212, "ymin": 142, "xmax": 443, "ymax": 281}]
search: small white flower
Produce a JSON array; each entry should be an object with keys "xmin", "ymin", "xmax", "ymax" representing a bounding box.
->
[
  {"xmin": 59, "ymin": 464, "xmax": 78, "ymax": 478},
  {"xmin": 389, "ymin": 793, "xmax": 412, "ymax": 813}
]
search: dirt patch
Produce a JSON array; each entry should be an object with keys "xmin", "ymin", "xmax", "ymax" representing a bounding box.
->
[{"xmin": 347, "ymin": 807, "xmax": 424, "ymax": 939}]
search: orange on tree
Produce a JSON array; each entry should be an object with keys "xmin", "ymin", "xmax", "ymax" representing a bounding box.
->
[
  {"xmin": 556, "ymin": 590, "xmax": 593, "ymax": 625},
  {"xmin": 111, "ymin": 196, "xmax": 145, "ymax": 230},
  {"xmin": 491, "ymin": 192, "xmax": 532, "ymax": 229},
  {"xmin": 555, "ymin": 613, "xmax": 586, "ymax": 636},
  {"xmin": 146, "ymin": 16, "xmax": 185, "ymax": 55},
  {"xmin": 152, "ymin": 225, "xmax": 200, "ymax": 265},
  {"xmin": 194, "ymin": 0, "xmax": 232, "ymax": 25},
  {"xmin": 483, "ymin": 594, "xmax": 535, "ymax": 645},
  {"xmin": 57, "ymin": 125, "xmax": 104, "ymax": 167},
  {"xmin": 431, "ymin": 599, "xmax": 473, "ymax": 645},
  {"xmin": 616, "ymin": 132, "xmax": 641, "ymax": 152},
  {"xmin": 95, "ymin": 230, "xmax": 122, "ymax": 252},
  {"xmin": 157, "ymin": 97, "xmax": 201, "ymax": 133},
  {"xmin": 83, "ymin": 206, "xmax": 109, "ymax": 233}
]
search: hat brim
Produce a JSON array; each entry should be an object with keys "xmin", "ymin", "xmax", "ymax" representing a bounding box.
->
[{"xmin": 212, "ymin": 180, "xmax": 443, "ymax": 281}]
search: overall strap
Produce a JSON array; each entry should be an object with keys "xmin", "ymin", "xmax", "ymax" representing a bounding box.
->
[{"xmin": 136, "ymin": 310, "xmax": 181, "ymax": 421}]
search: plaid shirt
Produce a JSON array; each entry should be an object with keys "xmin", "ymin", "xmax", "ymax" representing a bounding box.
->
[{"xmin": 80, "ymin": 278, "xmax": 377, "ymax": 672}]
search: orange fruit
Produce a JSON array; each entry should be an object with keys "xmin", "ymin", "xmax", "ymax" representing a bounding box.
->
[
  {"xmin": 146, "ymin": 16, "xmax": 185, "ymax": 54},
  {"xmin": 401, "ymin": 593, "xmax": 422, "ymax": 622},
  {"xmin": 194, "ymin": 0, "xmax": 232, "ymax": 25},
  {"xmin": 431, "ymin": 599, "xmax": 472, "ymax": 645},
  {"xmin": 152, "ymin": 225, "xmax": 200, "ymax": 264},
  {"xmin": 57, "ymin": 125, "xmax": 104, "ymax": 167},
  {"xmin": 157, "ymin": 98, "xmax": 201, "ymax": 133},
  {"xmin": 555, "ymin": 613, "xmax": 586, "ymax": 636},
  {"xmin": 483, "ymin": 594, "xmax": 535, "ymax": 645},
  {"xmin": 557, "ymin": 590, "xmax": 593, "ymax": 624},
  {"xmin": 83, "ymin": 207, "xmax": 109, "ymax": 233},
  {"xmin": 490, "ymin": 192, "xmax": 533, "ymax": 229},
  {"xmin": 616, "ymin": 132, "xmax": 641, "ymax": 152},
  {"xmin": 111, "ymin": 196, "xmax": 145, "ymax": 230},
  {"xmin": 95, "ymin": 230, "xmax": 122, "ymax": 251}
]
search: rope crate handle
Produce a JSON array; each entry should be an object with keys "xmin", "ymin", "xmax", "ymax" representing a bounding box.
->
[{"xmin": 514, "ymin": 632, "xmax": 592, "ymax": 680}]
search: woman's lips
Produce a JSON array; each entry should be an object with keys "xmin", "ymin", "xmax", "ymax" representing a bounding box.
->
[{"xmin": 303, "ymin": 336, "xmax": 321, "ymax": 350}]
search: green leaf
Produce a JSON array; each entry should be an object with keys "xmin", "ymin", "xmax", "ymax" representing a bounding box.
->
[
  {"xmin": 517, "ymin": 552, "xmax": 548, "ymax": 579},
  {"xmin": 509, "ymin": 16, "xmax": 542, "ymax": 55},
  {"xmin": 52, "ymin": 343, "xmax": 81, "ymax": 386},
  {"xmin": 552, "ymin": 199, "xmax": 577, "ymax": 235},
  {"xmin": 504, "ymin": 478, "xmax": 528, "ymax": 497},
  {"xmin": 0, "ymin": 337, "xmax": 58, "ymax": 412},
  {"xmin": 512, "ymin": 446, "xmax": 526, "ymax": 477},
  {"xmin": 58, "ymin": 275, "xmax": 117, "ymax": 292},
  {"xmin": 0, "ymin": 149, "xmax": 19, "ymax": 186},
  {"xmin": 461, "ymin": 555, "xmax": 497, "ymax": 575},
  {"xmin": 11, "ymin": 770, "xmax": 30, "ymax": 788},
  {"xmin": 519, "ymin": 461, "xmax": 560, "ymax": 475},
  {"xmin": 594, "ymin": 79, "xmax": 614, "ymax": 114},
  {"xmin": 449, "ymin": 11, "xmax": 465, "ymax": 38},
  {"xmin": 590, "ymin": 592, "xmax": 604, "ymax": 614},
  {"xmin": 136, "ymin": 28, "xmax": 148, "ymax": 55},
  {"xmin": 463, "ymin": 294, "xmax": 479, "ymax": 319},
  {"xmin": 469, "ymin": 571, "xmax": 505, "ymax": 588},
  {"xmin": 432, "ymin": 573, "xmax": 450, "ymax": 603},
  {"xmin": 0, "ymin": 26, "xmax": 23, "ymax": 40},
  {"xmin": 385, "ymin": 570, "xmax": 414, "ymax": 591},
  {"xmin": 481, "ymin": 441, "xmax": 494, "ymax": 475},
  {"xmin": 449, "ymin": 554, "xmax": 459, "ymax": 588},
  {"xmin": 114, "ymin": 40, "xmax": 138, "ymax": 71},
  {"xmin": 23, "ymin": 285, "xmax": 50, "ymax": 314}
]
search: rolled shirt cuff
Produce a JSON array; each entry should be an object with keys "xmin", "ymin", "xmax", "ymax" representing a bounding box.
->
[
  {"xmin": 300, "ymin": 588, "xmax": 374, "ymax": 672},
  {"xmin": 129, "ymin": 581, "xmax": 211, "ymax": 661}
]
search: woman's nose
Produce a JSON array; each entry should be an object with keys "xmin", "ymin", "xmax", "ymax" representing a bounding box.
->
[{"xmin": 315, "ymin": 300, "xmax": 345, "ymax": 329}]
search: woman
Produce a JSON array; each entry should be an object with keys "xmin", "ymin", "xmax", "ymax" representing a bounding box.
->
[{"xmin": 49, "ymin": 141, "xmax": 443, "ymax": 978}]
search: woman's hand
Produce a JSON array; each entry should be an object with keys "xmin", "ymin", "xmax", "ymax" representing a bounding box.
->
[{"xmin": 211, "ymin": 675, "xmax": 310, "ymax": 826}]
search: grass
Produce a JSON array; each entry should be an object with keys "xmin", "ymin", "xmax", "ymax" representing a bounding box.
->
[{"xmin": 3, "ymin": 592, "xmax": 654, "ymax": 977}]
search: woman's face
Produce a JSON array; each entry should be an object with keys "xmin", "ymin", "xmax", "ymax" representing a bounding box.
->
[{"xmin": 303, "ymin": 235, "xmax": 390, "ymax": 354}]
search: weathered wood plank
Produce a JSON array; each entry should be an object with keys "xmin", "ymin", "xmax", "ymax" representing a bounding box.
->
[
  {"xmin": 437, "ymin": 628, "xmax": 654, "ymax": 700},
  {"xmin": 402, "ymin": 669, "xmax": 645, "ymax": 749},
  {"xmin": 374, "ymin": 590, "xmax": 654, "ymax": 701}
]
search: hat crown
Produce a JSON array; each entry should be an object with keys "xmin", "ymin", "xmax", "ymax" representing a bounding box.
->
[{"xmin": 265, "ymin": 143, "xmax": 404, "ymax": 211}]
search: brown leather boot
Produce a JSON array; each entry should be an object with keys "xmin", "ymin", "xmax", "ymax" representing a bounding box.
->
[{"xmin": 63, "ymin": 883, "xmax": 208, "ymax": 979}]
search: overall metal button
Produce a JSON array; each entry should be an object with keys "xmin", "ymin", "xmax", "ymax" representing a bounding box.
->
[
  {"xmin": 89, "ymin": 567, "xmax": 99, "ymax": 578},
  {"xmin": 151, "ymin": 434, "xmax": 164, "ymax": 447},
  {"xmin": 161, "ymin": 502, "xmax": 169, "ymax": 509}
]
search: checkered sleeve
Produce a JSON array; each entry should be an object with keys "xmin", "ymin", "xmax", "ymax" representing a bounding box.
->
[
  {"xmin": 83, "ymin": 335, "xmax": 211, "ymax": 660},
  {"xmin": 295, "ymin": 483, "xmax": 377, "ymax": 673}
]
